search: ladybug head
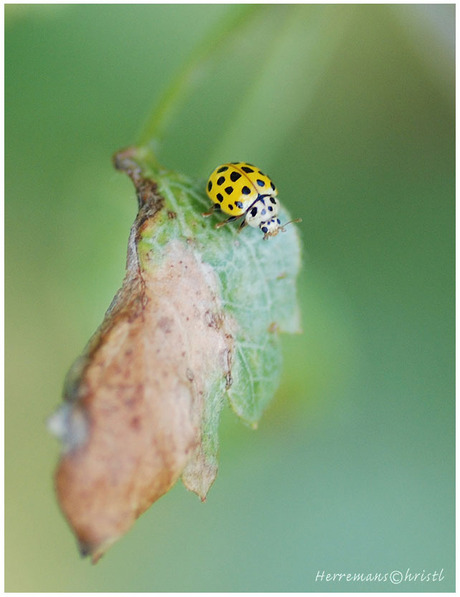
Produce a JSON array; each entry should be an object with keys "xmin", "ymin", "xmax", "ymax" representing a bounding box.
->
[{"xmin": 261, "ymin": 217, "xmax": 302, "ymax": 240}]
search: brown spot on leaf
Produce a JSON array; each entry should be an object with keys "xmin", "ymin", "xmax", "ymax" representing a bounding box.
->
[
  {"xmin": 158, "ymin": 316, "xmax": 173, "ymax": 333},
  {"xmin": 268, "ymin": 322, "xmax": 279, "ymax": 333},
  {"xmin": 130, "ymin": 416, "xmax": 141, "ymax": 430},
  {"xmin": 224, "ymin": 348, "xmax": 233, "ymax": 389},
  {"xmin": 204, "ymin": 309, "xmax": 223, "ymax": 329}
]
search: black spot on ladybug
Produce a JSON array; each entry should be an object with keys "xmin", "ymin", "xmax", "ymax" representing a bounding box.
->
[
  {"xmin": 228, "ymin": 204, "xmax": 234, "ymax": 210},
  {"xmin": 225, "ymin": 186, "xmax": 234, "ymax": 195},
  {"xmin": 230, "ymin": 171, "xmax": 242, "ymax": 182},
  {"xmin": 217, "ymin": 166, "xmax": 228, "ymax": 173},
  {"xmin": 242, "ymin": 186, "xmax": 251, "ymax": 195},
  {"xmin": 250, "ymin": 206, "xmax": 258, "ymax": 217},
  {"xmin": 261, "ymin": 209, "xmax": 266, "ymax": 216},
  {"xmin": 262, "ymin": 226, "xmax": 268, "ymax": 233},
  {"xmin": 241, "ymin": 166, "xmax": 254, "ymax": 173},
  {"xmin": 235, "ymin": 201, "xmax": 243, "ymax": 209},
  {"xmin": 270, "ymin": 182, "xmax": 276, "ymax": 191},
  {"xmin": 208, "ymin": 181, "xmax": 212, "ymax": 192},
  {"xmin": 256, "ymin": 179, "xmax": 265, "ymax": 187},
  {"xmin": 216, "ymin": 193, "xmax": 223, "ymax": 202},
  {"xmin": 277, "ymin": 218, "xmax": 281, "ymax": 224},
  {"xmin": 217, "ymin": 176, "xmax": 225, "ymax": 185},
  {"xmin": 270, "ymin": 197, "xmax": 277, "ymax": 204},
  {"xmin": 268, "ymin": 206, "xmax": 273, "ymax": 211},
  {"xmin": 258, "ymin": 170, "xmax": 265, "ymax": 176}
]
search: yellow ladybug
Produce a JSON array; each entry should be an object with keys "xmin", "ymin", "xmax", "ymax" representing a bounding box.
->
[{"xmin": 204, "ymin": 162, "xmax": 300, "ymax": 239}]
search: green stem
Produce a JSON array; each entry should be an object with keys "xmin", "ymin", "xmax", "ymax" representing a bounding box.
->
[{"xmin": 136, "ymin": 5, "xmax": 261, "ymax": 152}]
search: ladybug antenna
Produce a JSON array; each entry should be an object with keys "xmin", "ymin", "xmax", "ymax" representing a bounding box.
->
[{"xmin": 280, "ymin": 217, "xmax": 302, "ymax": 232}]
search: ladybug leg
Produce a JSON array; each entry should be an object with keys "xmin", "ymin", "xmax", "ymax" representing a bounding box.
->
[
  {"xmin": 202, "ymin": 203, "xmax": 220, "ymax": 217},
  {"xmin": 237, "ymin": 219, "xmax": 248, "ymax": 233},
  {"xmin": 215, "ymin": 215, "xmax": 239, "ymax": 229}
]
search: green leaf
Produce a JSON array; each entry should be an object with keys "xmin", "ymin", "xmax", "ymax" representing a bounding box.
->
[{"xmin": 125, "ymin": 146, "xmax": 302, "ymax": 433}]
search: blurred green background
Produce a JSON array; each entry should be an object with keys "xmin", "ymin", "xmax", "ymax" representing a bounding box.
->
[{"xmin": 6, "ymin": 4, "xmax": 454, "ymax": 592}]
